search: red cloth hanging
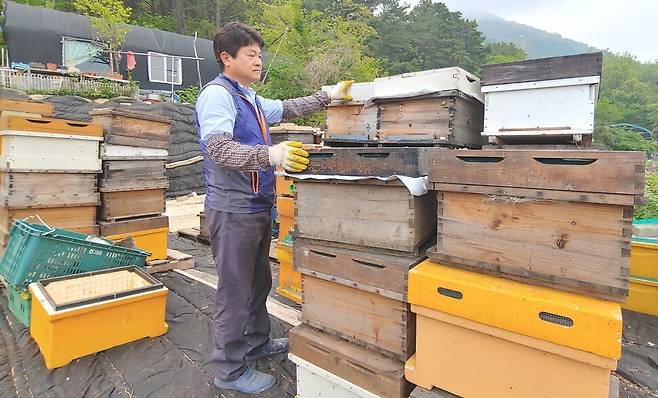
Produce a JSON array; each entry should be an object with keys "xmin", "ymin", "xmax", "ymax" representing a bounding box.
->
[{"xmin": 126, "ymin": 51, "xmax": 137, "ymax": 70}]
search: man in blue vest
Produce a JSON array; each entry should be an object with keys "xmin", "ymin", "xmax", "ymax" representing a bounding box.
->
[{"xmin": 196, "ymin": 22, "xmax": 353, "ymax": 394}]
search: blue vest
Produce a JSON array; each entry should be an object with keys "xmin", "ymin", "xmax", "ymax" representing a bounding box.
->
[{"xmin": 198, "ymin": 75, "xmax": 275, "ymax": 214}]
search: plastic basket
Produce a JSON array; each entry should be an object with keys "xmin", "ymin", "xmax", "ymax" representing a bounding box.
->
[
  {"xmin": 6, "ymin": 284, "xmax": 31, "ymax": 327},
  {"xmin": 0, "ymin": 220, "xmax": 150, "ymax": 289}
]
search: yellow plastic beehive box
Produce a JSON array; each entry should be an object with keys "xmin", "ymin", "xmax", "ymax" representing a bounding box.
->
[
  {"xmin": 276, "ymin": 244, "xmax": 302, "ymax": 304},
  {"xmin": 106, "ymin": 227, "xmax": 169, "ymax": 261},
  {"xmin": 630, "ymin": 241, "xmax": 658, "ymax": 279},
  {"xmin": 405, "ymin": 306, "xmax": 617, "ymax": 398},
  {"xmin": 29, "ymin": 267, "xmax": 168, "ymax": 369},
  {"xmin": 409, "ymin": 259, "xmax": 622, "ymax": 359},
  {"xmin": 622, "ymin": 277, "xmax": 658, "ymax": 317}
]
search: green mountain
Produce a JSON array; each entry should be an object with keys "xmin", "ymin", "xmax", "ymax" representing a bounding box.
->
[{"xmin": 466, "ymin": 11, "xmax": 597, "ymax": 59}]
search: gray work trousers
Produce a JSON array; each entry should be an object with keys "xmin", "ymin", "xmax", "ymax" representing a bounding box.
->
[{"xmin": 207, "ymin": 208, "xmax": 273, "ymax": 381}]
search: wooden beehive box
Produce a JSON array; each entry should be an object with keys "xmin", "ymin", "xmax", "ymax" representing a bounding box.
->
[
  {"xmin": 326, "ymin": 104, "xmax": 379, "ymax": 142},
  {"xmin": 90, "ymin": 109, "xmax": 172, "ymax": 149},
  {"xmin": 294, "ymin": 237, "xmax": 424, "ymax": 302},
  {"xmin": 295, "ymin": 180, "xmax": 436, "ymax": 254},
  {"xmin": 289, "ymin": 325, "xmax": 413, "ymax": 398},
  {"xmin": 0, "ymin": 171, "xmax": 98, "ymax": 208},
  {"xmin": 100, "ymin": 159, "xmax": 168, "ymax": 192},
  {"xmin": 301, "ymin": 275, "xmax": 415, "ymax": 361},
  {"xmin": 426, "ymin": 149, "xmax": 646, "ymax": 301},
  {"xmin": 99, "ymin": 215, "xmax": 169, "ymax": 236},
  {"xmin": 0, "ymin": 99, "xmax": 54, "ymax": 117},
  {"xmin": 99, "ymin": 188, "xmax": 166, "ymax": 221},
  {"xmin": 0, "ymin": 206, "xmax": 98, "ymax": 245},
  {"xmin": 376, "ymin": 91, "xmax": 484, "ymax": 147}
]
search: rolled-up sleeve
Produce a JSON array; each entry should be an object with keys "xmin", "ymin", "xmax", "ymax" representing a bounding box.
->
[{"xmin": 196, "ymin": 85, "xmax": 237, "ymax": 143}]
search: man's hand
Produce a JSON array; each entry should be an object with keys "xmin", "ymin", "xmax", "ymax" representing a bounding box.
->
[
  {"xmin": 268, "ymin": 141, "xmax": 310, "ymax": 172},
  {"xmin": 325, "ymin": 80, "xmax": 355, "ymax": 101}
]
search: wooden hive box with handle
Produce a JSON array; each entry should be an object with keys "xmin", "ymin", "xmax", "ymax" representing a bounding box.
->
[
  {"xmin": 90, "ymin": 109, "xmax": 172, "ymax": 150},
  {"xmin": 425, "ymin": 149, "xmax": 645, "ymax": 301},
  {"xmin": 295, "ymin": 179, "xmax": 436, "ymax": 255}
]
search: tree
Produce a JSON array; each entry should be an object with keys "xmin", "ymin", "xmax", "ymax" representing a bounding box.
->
[
  {"xmin": 74, "ymin": 0, "xmax": 132, "ymax": 74},
  {"xmin": 485, "ymin": 42, "xmax": 526, "ymax": 64}
]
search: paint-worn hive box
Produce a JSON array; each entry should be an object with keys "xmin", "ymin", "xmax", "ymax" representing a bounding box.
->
[
  {"xmin": 277, "ymin": 196, "xmax": 295, "ymax": 242},
  {"xmin": 29, "ymin": 267, "xmax": 168, "ymax": 369},
  {"xmin": 301, "ymin": 274, "xmax": 415, "ymax": 361},
  {"xmin": 90, "ymin": 109, "xmax": 172, "ymax": 150},
  {"xmin": 325, "ymin": 82, "xmax": 378, "ymax": 142},
  {"xmin": 0, "ymin": 171, "xmax": 99, "ymax": 208},
  {"xmin": 99, "ymin": 188, "xmax": 166, "ymax": 221},
  {"xmin": 289, "ymin": 353, "xmax": 382, "ymax": 398},
  {"xmin": 0, "ymin": 117, "xmax": 102, "ymax": 172},
  {"xmin": 100, "ymin": 159, "xmax": 168, "ymax": 192},
  {"xmin": 100, "ymin": 215, "xmax": 169, "ymax": 260},
  {"xmin": 294, "ymin": 237, "xmax": 424, "ymax": 302},
  {"xmin": 480, "ymin": 52, "xmax": 603, "ymax": 145},
  {"xmin": 376, "ymin": 91, "xmax": 484, "ymax": 146},
  {"xmin": 426, "ymin": 149, "xmax": 646, "ymax": 301},
  {"xmin": 0, "ymin": 98, "xmax": 54, "ymax": 117},
  {"xmin": 0, "ymin": 206, "xmax": 98, "ymax": 246},
  {"xmin": 295, "ymin": 180, "xmax": 436, "ymax": 254},
  {"xmin": 290, "ymin": 325, "xmax": 413, "ymax": 398}
]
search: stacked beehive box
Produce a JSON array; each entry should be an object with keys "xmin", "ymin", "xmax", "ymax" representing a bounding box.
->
[
  {"xmin": 401, "ymin": 53, "xmax": 631, "ymax": 398},
  {"xmin": 288, "ymin": 148, "xmax": 435, "ymax": 398},
  {"xmin": 324, "ymin": 67, "xmax": 485, "ymax": 147},
  {"xmin": 480, "ymin": 52, "xmax": 603, "ymax": 146},
  {"xmin": 275, "ymin": 165, "xmax": 300, "ymax": 303},
  {"xmin": 0, "ymin": 110, "xmax": 102, "ymax": 253},
  {"xmin": 90, "ymin": 109, "xmax": 172, "ymax": 261},
  {"xmin": 623, "ymin": 236, "xmax": 658, "ymax": 317}
]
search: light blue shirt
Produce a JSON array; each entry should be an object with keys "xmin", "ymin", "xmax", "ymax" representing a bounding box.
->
[{"xmin": 196, "ymin": 78, "xmax": 283, "ymax": 143}]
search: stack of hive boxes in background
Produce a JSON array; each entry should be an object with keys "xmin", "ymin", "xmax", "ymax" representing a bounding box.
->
[
  {"xmin": 275, "ymin": 165, "xmax": 300, "ymax": 303},
  {"xmin": 624, "ymin": 235, "xmax": 658, "ymax": 317},
  {"xmin": 0, "ymin": 111, "xmax": 102, "ymax": 256},
  {"xmin": 90, "ymin": 109, "xmax": 172, "ymax": 261},
  {"xmin": 288, "ymin": 148, "xmax": 436, "ymax": 398},
  {"xmin": 405, "ymin": 148, "xmax": 645, "ymax": 397},
  {"xmin": 324, "ymin": 67, "xmax": 485, "ymax": 147}
]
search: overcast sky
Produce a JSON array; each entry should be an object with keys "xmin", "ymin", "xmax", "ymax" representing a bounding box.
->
[{"xmin": 404, "ymin": 0, "xmax": 657, "ymax": 62}]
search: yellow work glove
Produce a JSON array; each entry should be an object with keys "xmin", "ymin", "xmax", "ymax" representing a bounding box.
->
[
  {"xmin": 325, "ymin": 80, "xmax": 355, "ymax": 101},
  {"xmin": 268, "ymin": 141, "xmax": 310, "ymax": 173}
]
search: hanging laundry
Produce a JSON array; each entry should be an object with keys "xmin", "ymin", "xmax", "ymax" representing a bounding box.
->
[{"xmin": 126, "ymin": 51, "xmax": 136, "ymax": 70}]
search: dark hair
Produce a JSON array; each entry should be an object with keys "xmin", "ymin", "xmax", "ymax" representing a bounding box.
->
[{"xmin": 213, "ymin": 22, "xmax": 265, "ymax": 71}]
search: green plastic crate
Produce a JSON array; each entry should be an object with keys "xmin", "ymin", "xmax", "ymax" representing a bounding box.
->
[
  {"xmin": 5, "ymin": 284, "xmax": 31, "ymax": 327},
  {"xmin": 0, "ymin": 221, "xmax": 150, "ymax": 289}
]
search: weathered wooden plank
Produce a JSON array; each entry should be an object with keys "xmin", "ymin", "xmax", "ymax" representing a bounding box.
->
[
  {"xmin": 199, "ymin": 212, "xmax": 209, "ymax": 240},
  {"xmin": 100, "ymin": 159, "xmax": 167, "ymax": 191},
  {"xmin": 99, "ymin": 189, "xmax": 165, "ymax": 221},
  {"xmin": 0, "ymin": 171, "xmax": 98, "ymax": 208},
  {"xmin": 146, "ymin": 249, "xmax": 194, "ymax": 274},
  {"xmin": 295, "ymin": 181, "xmax": 436, "ymax": 253},
  {"xmin": 481, "ymin": 52, "xmax": 603, "ymax": 86},
  {"xmin": 289, "ymin": 324, "xmax": 413, "ymax": 398},
  {"xmin": 294, "ymin": 238, "xmax": 425, "ymax": 301},
  {"xmin": 99, "ymin": 215, "xmax": 169, "ymax": 236},
  {"xmin": 426, "ymin": 149, "xmax": 645, "ymax": 200},
  {"xmin": 301, "ymin": 275, "xmax": 415, "ymax": 361},
  {"xmin": 305, "ymin": 148, "xmax": 423, "ymax": 177},
  {"xmin": 326, "ymin": 104, "xmax": 378, "ymax": 140},
  {"xmin": 432, "ymin": 191, "xmax": 631, "ymax": 300}
]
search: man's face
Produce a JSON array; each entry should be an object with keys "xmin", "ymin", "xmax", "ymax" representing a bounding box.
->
[{"xmin": 221, "ymin": 42, "xmax": 263, "ymax": 86}]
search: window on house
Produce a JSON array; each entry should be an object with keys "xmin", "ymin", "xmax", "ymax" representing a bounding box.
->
[
  {"xmin": 62, "ymin": 38, "xmax": 111, "ymax": 74},
  {"xmin": 148, "ymin": 52, "xmax": 183, "ymax": 85}
]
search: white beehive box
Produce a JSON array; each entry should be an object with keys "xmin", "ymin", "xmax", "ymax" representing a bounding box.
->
[
  {"xmin": 480, "ymin": 52, "xmax": 603, "ymax": 144},
  {"xmin": 289, "ymin": 354, "xmax": 380, "ymax": 398}
]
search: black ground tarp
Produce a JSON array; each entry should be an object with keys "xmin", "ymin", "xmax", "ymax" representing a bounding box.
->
[{"xmin": 1, "ymin": 236, "xmax": 656, "ymax": 398}]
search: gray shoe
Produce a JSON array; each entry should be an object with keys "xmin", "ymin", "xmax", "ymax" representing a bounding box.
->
[
  {"xmin": 214, "ymin": 367, "xmax": 276, "ymax": 394},
  {"xmin": 245, "ymin": 338, "xmax": 289, "ymax": 362}
]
